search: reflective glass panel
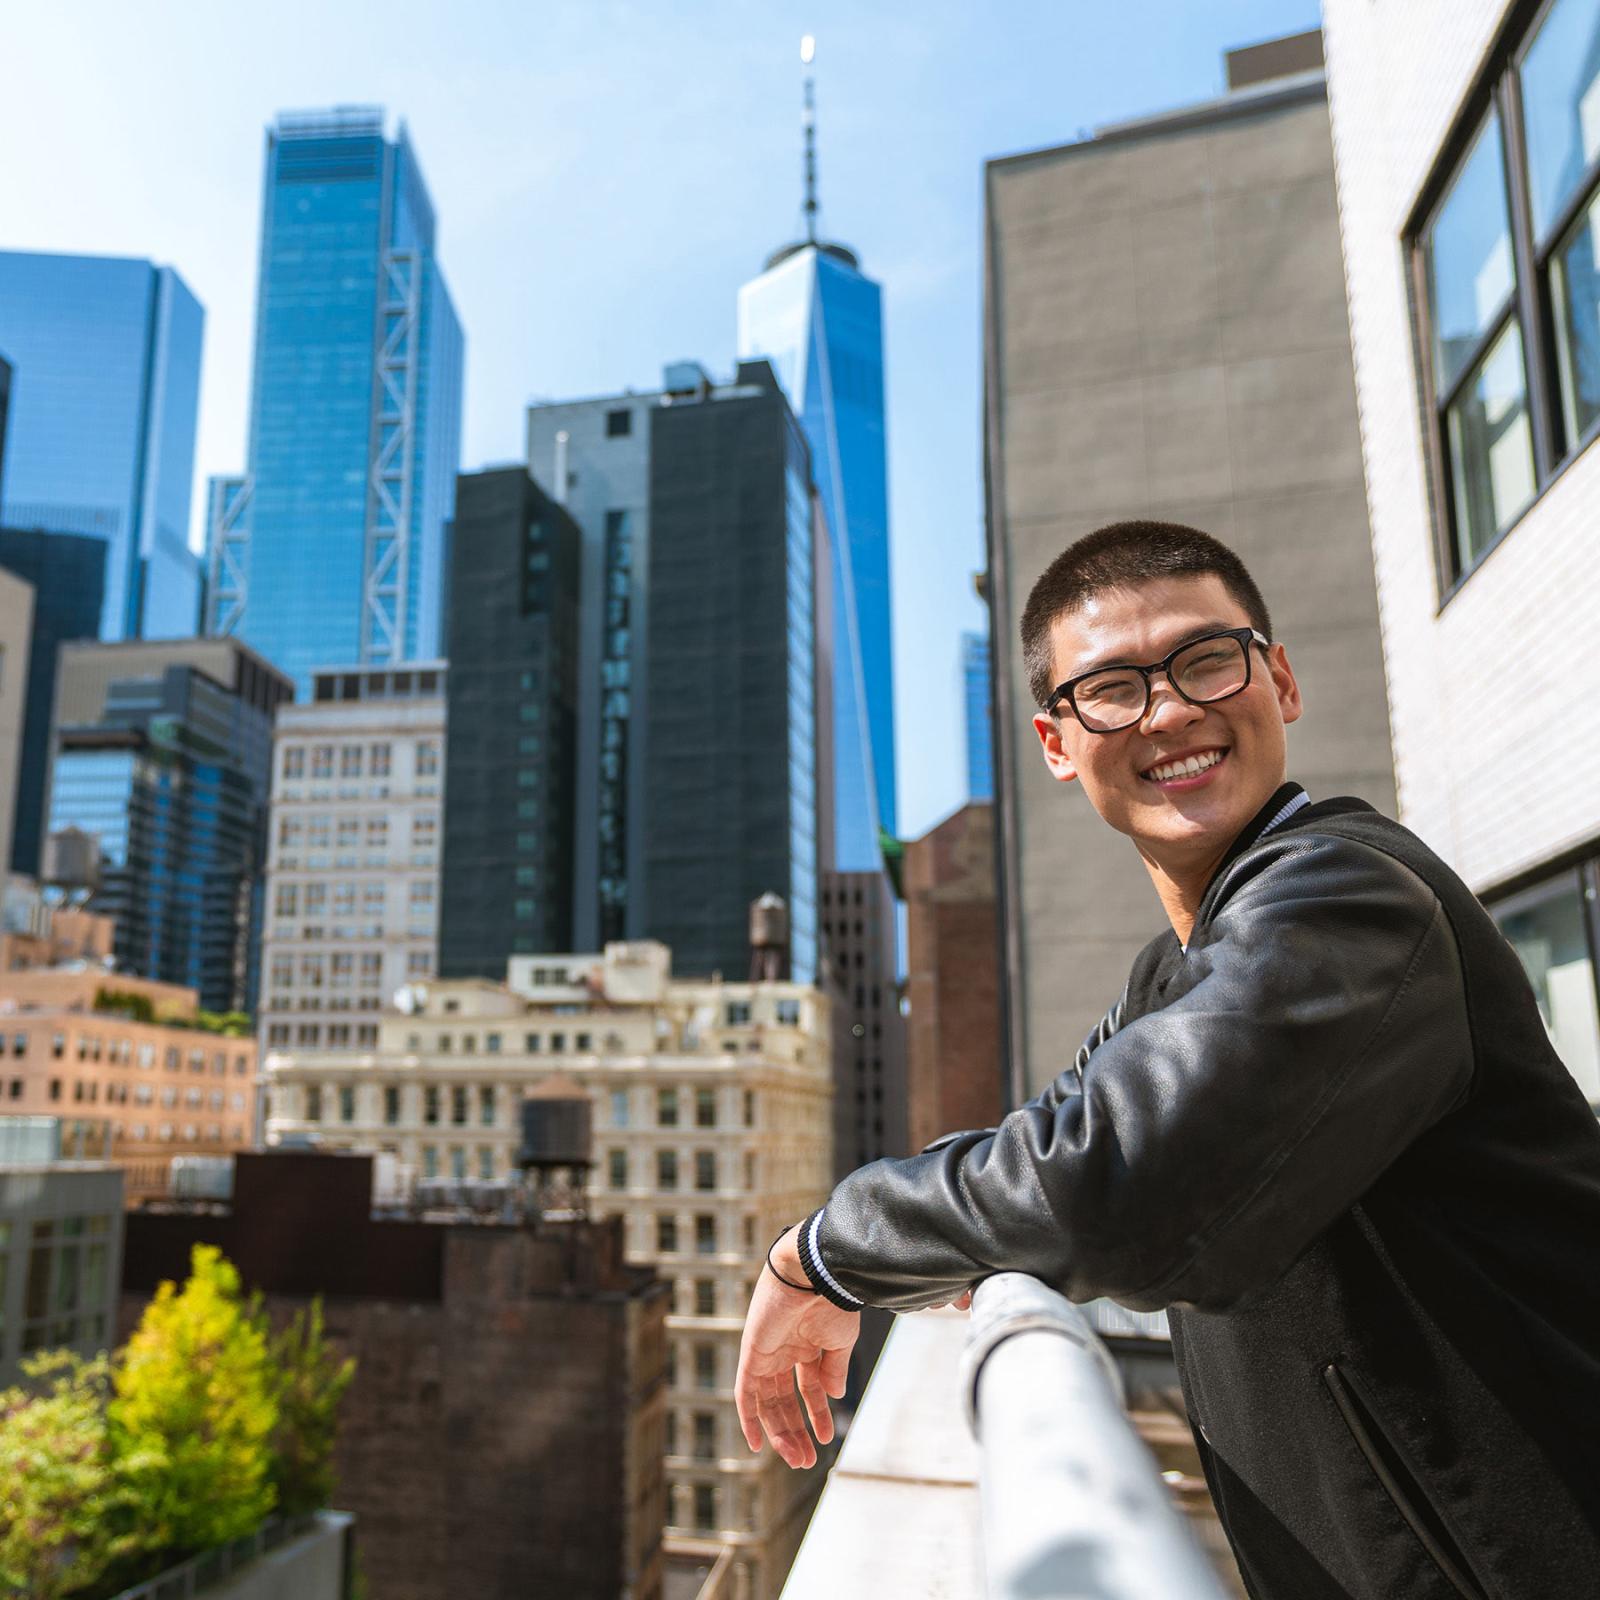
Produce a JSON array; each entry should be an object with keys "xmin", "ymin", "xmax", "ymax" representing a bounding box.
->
[
  {"xmin": 1446, "ymin": 319, "xmax": 1536, "ymax": 568},
  {"xmin": 1520, "ymin": 0, "xmax": 1600, "ymax": 237},
  {"xmin": 1427, "ymin": 113, "xmax": 1516, "ymax": 395},
  {"xmin": 1550, "ymin": 186, "xmax": 1600, "ymax": 442},
  {"xmin": 1493, "ymin": 872, "xmax": 1600, "ymax": 1103}
]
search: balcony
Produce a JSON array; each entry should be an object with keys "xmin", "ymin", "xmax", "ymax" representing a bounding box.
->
[{"xmin": 780, "ymin": 1275, "xmax": 1240, "ymax": 1599}]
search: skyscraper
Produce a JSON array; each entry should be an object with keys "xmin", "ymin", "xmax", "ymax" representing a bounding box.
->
[
  {"xmin": 737, "ymin": 54, "xmax": 895, "ymax": 869},
  {"xmin": 962, "ymin": 629, "xmax": 994, "ymax": 803},
  {"xmin": 438, "ymin": 468, "xmax": 581, "ymax": 977},
  {"xmin": 206, "ymin": 108, "xmax": 464, "ymax": 698},
  {"xmin": 45, "ymin": 639, "xmax": 291, "ymax": 1013},
  {"xmin": 0, "ymin": 528, "xmax": 107, "ymax": 876},
  {"xmin": 0, "ymin": 253, "xmax": 204, "ymax": 641},
  {"xmin": 0, "ymin": 350, "xmax": 12, "ymax": 504},
  {"xmin": 525, "ymin": 361, "xmax": 822, "ymax": 981}
]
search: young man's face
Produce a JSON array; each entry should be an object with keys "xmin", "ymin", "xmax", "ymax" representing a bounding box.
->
[{"xmin": 1031, "ymin": 574, "xmax": 1303, "ymax": 871}]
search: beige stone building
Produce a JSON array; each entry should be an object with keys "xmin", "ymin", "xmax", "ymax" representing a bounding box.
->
[
  {"xmin": 262, "ymin": 939, "xmax": 832, "ymax": 1600},
  {"xmin": 0, "ymin": 969, "xmax": 257, "ymax": 1198},
  {"xmin": 259, "ymin": 664, "xmax": 446, "ymax": 1054},
  {"xmin": 0, "ymin": 566, "xmax": 33, "ymax": 878}
]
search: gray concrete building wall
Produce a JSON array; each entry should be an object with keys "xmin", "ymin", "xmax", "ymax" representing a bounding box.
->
[
  {"xmin": 983, "ymin": 65, "xmax": 1396, "ymax": 1099},
  {"xmin": 0, "ymin": 565, "xmax": 33, "ymax": 877}
]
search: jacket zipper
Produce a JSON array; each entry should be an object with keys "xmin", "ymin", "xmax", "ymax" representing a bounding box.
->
[{"xmin": 1321, "ymin": 1363, "xmax": 1489, "ymax": 1600}]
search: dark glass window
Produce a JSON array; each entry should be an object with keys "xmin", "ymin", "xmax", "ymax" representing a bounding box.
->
[{"xmin": 605, "ymin": 408, "xmax": 633, "ymax": 437}]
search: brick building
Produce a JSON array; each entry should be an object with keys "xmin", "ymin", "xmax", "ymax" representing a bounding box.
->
[
  {"xmin": 903, "ymin": 803, "xmax": 1003, "ymax": 1154},
  {"xmin": 1323, "ymin": 0, "xmax": 1600, "ymax": 1106},
  {"xmin": 120, "ymin": 1149, "xmax": 667, "ymax": 1600},
  {"xmin": 0, "ymin": 969, "xmax": 256, "ymax": 1197}
]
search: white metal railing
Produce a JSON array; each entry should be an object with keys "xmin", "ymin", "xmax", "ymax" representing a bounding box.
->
[
  {"xmin": 779, "ymin": 1275, "xmax": 1224, "ymax": 1599},
  {"xmin": 964, "ymin": 1274, "xmax": 1226, "ymax": 1599}
]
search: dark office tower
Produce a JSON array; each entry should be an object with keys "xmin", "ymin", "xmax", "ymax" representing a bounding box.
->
[
  {"xmin": 45, "ymin": 639, "xmax": 291, "ymax": 1013},
  {"xmin": 642, "ymin": 360, "xmax": 820, "ymax": 981},
  {"xmin": 0, "ymin": 253, "xmax": 204, "ymax": 641},
  {"xmin": 0, "ymin": 350, "xmax": 11, "ymax": 505},
  {"xmin": 206, "ymin": 108, "xmax": 464, "ymax": 698},
  {"xmin": 0, "ymin": 529, "xmax": 107, "ymax": 875},
  {"xmin": 438, "ymin": 468, "xmax": 580, "ymax": 977}
]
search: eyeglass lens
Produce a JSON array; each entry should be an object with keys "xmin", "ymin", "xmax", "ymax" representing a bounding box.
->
[{"xmin": 1072, "ymin": 635, "xmax": 1250, "ymax": 732}]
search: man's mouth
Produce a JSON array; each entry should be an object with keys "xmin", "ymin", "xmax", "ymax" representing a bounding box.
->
[{"xmin": 1141, "ymin": 747, "xmax": 1228, "ymax": 785}]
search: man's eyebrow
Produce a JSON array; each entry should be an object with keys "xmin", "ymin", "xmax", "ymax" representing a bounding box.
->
[{"xmin": 1071, "ymin": 619, "xmax": 1237, "ymax": 677}]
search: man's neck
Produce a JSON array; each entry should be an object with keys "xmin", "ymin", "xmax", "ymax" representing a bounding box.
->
[{"xmin": 1137, "ymin": 782, "xmax": 1307, "ymax": 947}]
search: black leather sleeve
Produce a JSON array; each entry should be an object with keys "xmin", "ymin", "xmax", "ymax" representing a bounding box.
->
[{"xmin": 815, "ymin": 833, "xmax": 1475, "ymax": 1313}]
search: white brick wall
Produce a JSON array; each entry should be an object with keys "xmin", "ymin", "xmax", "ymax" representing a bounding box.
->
[{"xmin": 1324, "ymin": 0, "xmax": 1600, "ymax": 891}]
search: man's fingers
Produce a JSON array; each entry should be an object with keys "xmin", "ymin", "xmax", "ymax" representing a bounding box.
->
[
  {"xmin": 734, "ymin": 1374, "xmax": 763, "ymax": 1452},
  {"xmin": 820, "ymin": 1344, "xmax": 850, "ymax": 1399},
  {"xmin": 797, "ymin": 1358, "xmax": 834, "ymax": 1445},
  {"xmin": 757, "ymin": 1375, "xmax": 817, "ymax": 1470}
]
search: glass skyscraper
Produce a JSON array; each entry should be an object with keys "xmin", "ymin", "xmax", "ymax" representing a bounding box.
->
[
  {"xmin": 207, "ymin": 108, "xmax": 464, "ymax": 697},
  {"xmin": 962, "ymin": 629, "xmax": 994, "ymax": 803},
  {"xmin": 738, "ymin": 235, "xmax": 894, "ymax": 871},
  {"xmin": 0, "ymin": 252, "xmax": 204, "ymax": 641}
]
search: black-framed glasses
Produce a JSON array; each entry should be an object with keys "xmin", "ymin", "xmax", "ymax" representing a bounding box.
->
[{"xmin": 1047, "ymin": 627, "xmax": 1270, "ymax": 733}]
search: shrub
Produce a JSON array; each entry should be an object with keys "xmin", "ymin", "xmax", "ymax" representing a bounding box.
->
[
  {"xmin": 267, "ymin": 1300, "xmax": 355, "ymax": 1517},
  {"xmin": 108, "ymin": 1245, "xmax": 279, "ymax": 1554}
]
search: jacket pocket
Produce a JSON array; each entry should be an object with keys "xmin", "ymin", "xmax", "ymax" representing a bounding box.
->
[{"xmin": 1322, "ymin": 1362, "xmax": 1488, "ymax": 1600}]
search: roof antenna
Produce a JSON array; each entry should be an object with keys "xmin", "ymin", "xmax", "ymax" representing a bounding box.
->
[{"xmin": 801, "ymin": 34, "xmax": 818, "ymax": 243}]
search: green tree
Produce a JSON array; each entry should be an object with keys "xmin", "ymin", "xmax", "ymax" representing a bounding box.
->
[
  {"xmin": 91, "ymin": 987, "xmax": 154, "ymax": 1024},
  {"xmin": 108, "ymin": 1245, "xmax": 279, "ymax": 1553},
  {"xmin": 267, "ymin": 1300, "xmax": 355, "ymax": 1517},
  {"xmin": 191, "ymin": 1010, "xmax": 252, "ymax": 1038},
  {"xmin": 0, "ymin": 1353, "xmax": 146, "ymax": 1600}
]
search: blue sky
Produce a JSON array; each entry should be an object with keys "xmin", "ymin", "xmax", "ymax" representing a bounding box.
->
[{"xmin": 2, "ymin": 0, "xmax": 1320, "ymax": 841}]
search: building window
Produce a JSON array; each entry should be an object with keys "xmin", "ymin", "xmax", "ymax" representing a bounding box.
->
[
  {"xmin": 422, "ymin": 1145, "xmax": 438, "ymax": 1179},
  {"xmin": 424, "ymin": 1086, "xmax": 440, "ymax": 1125},
  {"xmin": 416, "ymin": 741, "xmax": 440, "ymax": 778},
  {"xmin": 369, "ymin": 742, "xmax": 392, "ymax": 777},
  {"xmin": 743, "ymin": 1090, "xmax": 755, "ymax": 1128},
  {"xmin": 384, "ymin": 1086, "xmax": 400, "ymax": 1125},
  {"xmin": 610, "ymin": 1087, "xmax": 629, "ymax": 1127},
  {"xmin": 694, "ymin": 1151, "xmax": 716, "ymax": 1192},
  {"xmin": 1491, "ymin": 865, "xmax": 1600, "ymax": 1105},
  {"xmin": 339, "ymin": 1086, "xmax": 355, "ymax": 1122},
  {"xmin": 694, "ymin": 1087, "xmax": 716, "ymax": 1128},
  {"xmin": 776, "ymin": 997, "xmax": 801, "ymax": 1025},
  {"xmin": 692, "ymin": 1410, "xmax": 716, "ymax": 1460},
  {"xmin": 340, "ymin": 745, "xmax": 362, "ymax": 778},
  {"xmin": 725, "ymin": 1001, "xmax": 751, "ymax": 1026},
  {"xmin": 656, "ymin": 1149, "xmax": 678, "ymax": 1191},
  {"xmin": 305, "ymin": 1085, "xmax": 322, "ymax": 1122},
  {"xmin": 693, "ymin": 1341, "xmax": 716, "ymax": 1390},
  {"xmin": 311, "ymin": 745, "xmax": 335, "ymax": 779},
  {"xmin": 657, "ymin": 1087, "xmax": 678, "ymax": 1127},
  {"xmin": 694, "ymin": 1215, "xmax": 716, "ymax": 1256},
  {"xmin": 479, "ymin": 1085, "xmax": 495, "ymax": 1126},
  {"xmin": 450, "ymin": 1146, "xmax": 467, "ymax": 1181},
  {"xmin": 283, "ymin": 746, "xmax": 305, "ymax": 780},
  {"xmin": 694, "ymin": 1279, "xmax": 716, "ymax": 1316},
  {"xmin": 451, "ymin": 1086, "xmax": 468, "ymax": 1126},
  {"xmin": 606, "ymin": 407, "xmax": 632, "ymax": 437},
  {"xmin": 657, "ymin": 1214, "xmax": 678, "ymax": 1254},
  {"xmin": 478, "ymin": 1147, "xmax": 494, "ymax": 1180},
  {"xmin": 692, "ymin": 1484, "xmax": 716, "ymax": 1532},
  {"xmin": 1413, "ymin": 0, "xmax": 1600, "ymax": 589},
  {"xmin": 608, "ymin": 1149, "xmax": 628, "ymax": 1190}
]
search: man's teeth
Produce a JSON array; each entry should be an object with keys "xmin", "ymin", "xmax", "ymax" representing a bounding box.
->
[{"xmin": 1147, "ymin": 750, "xmax": 1225, "ymax": 782}]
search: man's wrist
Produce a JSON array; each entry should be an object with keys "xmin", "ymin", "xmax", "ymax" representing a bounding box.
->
[{"xmin": 796, "ymin": 1209, "xmax": 865, "ymax": 1312}]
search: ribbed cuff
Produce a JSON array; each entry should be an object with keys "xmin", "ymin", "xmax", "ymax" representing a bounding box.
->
[{"xmin": 796, "ymin": 1207, "xmax": 864, "ymax": 1311}]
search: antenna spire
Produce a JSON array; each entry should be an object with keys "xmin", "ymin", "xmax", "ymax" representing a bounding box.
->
[{"xmin": 801, "ymin": 34, "xmax": 818, "ymax": 243}]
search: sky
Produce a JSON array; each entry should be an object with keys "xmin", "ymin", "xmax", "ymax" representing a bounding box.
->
[{"xmin": 1, "ymin": 0, "xmax": 1321, "ymax": 843}]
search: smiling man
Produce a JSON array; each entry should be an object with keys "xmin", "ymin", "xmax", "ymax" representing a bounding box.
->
[{"xmin": 736, "ymin": 521, "xmax": 1600, "ymax": 1599}]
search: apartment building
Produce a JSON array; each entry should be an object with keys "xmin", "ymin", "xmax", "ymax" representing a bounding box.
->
[
  {"xmin": 1323, "ymin": 0, "xmax": 1600, "ymax": 1105},
  {"xmin": 259, "ymin": 665, "xmax": 446, "ymax": 1054},
  {"xmin": 0, "ymin": 969, "xmax": 256, "ymax": 1197},
  {"xmin": 261, "ymin": 939, "xmax": 832, "ymax": 1600}
]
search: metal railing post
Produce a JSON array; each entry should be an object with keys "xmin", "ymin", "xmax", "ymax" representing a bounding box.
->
[{"xmin": 962, "ymin": 1273, "xmax": 1227, "ymax": 1600}]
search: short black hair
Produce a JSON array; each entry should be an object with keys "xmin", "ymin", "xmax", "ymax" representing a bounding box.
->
[{"xmin": 1020, "ymin": 520, "xmax": 1273, "ymax": 710}]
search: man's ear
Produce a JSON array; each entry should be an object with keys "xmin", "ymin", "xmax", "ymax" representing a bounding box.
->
[
  {"xmin": 1268, "ymin": 643, "xmax": 1303, "ymax": 727},
  {"xmin": 1031, "ymin": 711, "xmax": 1079, "ymax": 784}
]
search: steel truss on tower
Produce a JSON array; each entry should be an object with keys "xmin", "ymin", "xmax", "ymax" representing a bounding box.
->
[
  {"xmin": 205, "ymin": 474, "xmax": 252, "ymax": 637},
  {"xmin": 361, "ymin": 247, "xmax": 420, "ymax": 663}
]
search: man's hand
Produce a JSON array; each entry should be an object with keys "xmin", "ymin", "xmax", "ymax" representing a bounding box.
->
[{"xmin": 735, "ymin": 1228, "xmax": 860, "ymax": 1469}]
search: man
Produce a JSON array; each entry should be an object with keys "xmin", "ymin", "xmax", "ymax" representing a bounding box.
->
[{"xmin": 736, "ymin": 522, "xmax": 1600, "ymax": 1599}]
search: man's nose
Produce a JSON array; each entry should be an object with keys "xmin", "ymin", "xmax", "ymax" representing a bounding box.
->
[{"xmin": 1141, "ymin": 674, "xmax": 1203, "ymax": 734}]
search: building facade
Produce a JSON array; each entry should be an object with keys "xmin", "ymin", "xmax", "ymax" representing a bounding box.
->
[
  {"xmin": 45, "ymin": 639, "xmax": 291, "ymax": 1014},
  {"xmin": 120, "ymin": 1151, "xmax": 666, "ymax": 1600},
  {"xmin": 739, "ymin": 223, "xmax": 896, "ymax": 867},
  {"xmin": 0, "ymin": 529, "xmax": 107, "ymax": 876},
  {"xmin": 0, "ymin": 349, "xmax": 10, "ymax": 502},
  {"xmin": 0, "ymin": 252, "xmax": 203, "ymax": 641},
  {"xmin": 961, "ymin": 629, "xmax": 994, "ymax": 804},
  {"xmin": 438, "ymin": 469, "xmax": 579, "ymax": 975},
  {"xmin": 0, "ymin": 1150, "xmax": 123, "ymax": 1386},
  {"xmin": 260, "ymin": 665, "xmax": 446, "ymax": 1055},
  {"xmin": 0, "ymin": 969, "xmax": 256, "ymax": 1199},
  {"xmin": 982, "ymin": 34, "xmax": 1399, "ymax": 1101},
  {"xmin": 1323, "ymin": 0, "xmax": 1600, "ymax": 1106},
  {"xmin": 261, "ymin": 941, "xmax": 833, "ymax": 1600},
  {"xmin": 527, "ymin": 362, "xmax": 823, "ymax": 983},
  {"xmin": 0, "ymin": 566, "xmax": 31, "ymax": 877},
  {"xmin": 903, "ymin": 802, "xmax": 1003, "ymax": 1155},
  {"xmin": 206, "ymin": 108, "xmax": 464, "ymax": 698}
]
